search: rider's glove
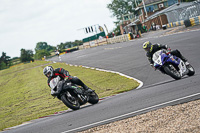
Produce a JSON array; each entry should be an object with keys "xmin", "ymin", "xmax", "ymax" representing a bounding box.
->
[
  {"xmin": 150, "ymin": 63, "xmax": 156, "ymax": 70},
  {"xmin": 166, "ymin": 48, "xmax": 171, "ymax": 55},
  {"xmin": 167, "ymin": 47, "xmax": 171, "ymax": 51},
  {"xmin": 64, "ymin": 76, "xmax": 70, "ymax": 82},
  {"xmin": 51, "ymin": 89, "xmax": 57, "ymax": 96}
]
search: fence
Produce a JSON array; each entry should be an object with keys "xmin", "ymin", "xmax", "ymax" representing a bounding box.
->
[
  {"xmin": 164, "ymin": 1, "xmax": 200, "ymax": 28},
  {"xmin": 166, "ymin": 20, "xmax": 184, "ymax": 28},
  {"xmin": 107, "ymin": 34, "xmax": 131, "ymax": 44},
  {"xmin": 189, "ymin": 16, "xmax": 200, "ymax": 26},
  {"xmin": 166, "ymin": 2, "xmax": 200, "ymax": 23},
  {"xmin": 166, "ymin": 15, "xmax": 200, "ymax": 28},
  {"xmin": 81, "ymin": 34, "xmax": 132, "ymax": 49}
]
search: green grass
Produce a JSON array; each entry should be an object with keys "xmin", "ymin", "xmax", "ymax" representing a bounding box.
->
[{"xmin": 0, "ymin": 61, "xmax": 139, "ymax": 131}]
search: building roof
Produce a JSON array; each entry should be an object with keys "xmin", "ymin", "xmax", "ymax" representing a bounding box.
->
[
  {"xmin": 145, "ymin": 2, "xmax": 194, "ymax": 22},
  {"xmin": 127, "ymin": 22, "xmax": 137, "ymax": 27}
]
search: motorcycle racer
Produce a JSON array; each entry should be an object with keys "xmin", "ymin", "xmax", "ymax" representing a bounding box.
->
[
  {"xmin": 43, "ymin": 66, "xmax": 93, "ymax": 96},
  {"xmin": 142, "ymin": 41, "xmax": 189, "ymax": 68}
]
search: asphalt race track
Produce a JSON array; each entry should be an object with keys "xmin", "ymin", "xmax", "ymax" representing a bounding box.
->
[{"xmin": 3, "ymin": 28, "xmax": 200, "ymax": 133}]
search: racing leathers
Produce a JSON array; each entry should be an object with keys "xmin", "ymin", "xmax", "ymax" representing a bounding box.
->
[{"xmin": 47, "ymin": 68, "xmax": 91, "ymax": 96}]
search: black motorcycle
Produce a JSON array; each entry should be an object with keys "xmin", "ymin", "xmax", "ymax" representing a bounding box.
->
[{"xmin": 49, "ymin": 76, "xmax": 99, "ymax": 110}]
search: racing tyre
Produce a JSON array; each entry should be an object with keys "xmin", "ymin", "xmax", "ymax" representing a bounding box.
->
[
  {"xmin": 61, "ymin": 92, "xmax": 80, "ymax": 110},
  {"xmin": 164, "ymin": 65, "xmax": 181, "ymax": 80},
  {"xmin": 187, "ymin": 64, "xmax": 195, "ymax": 76},
  {"xmin": 88, "ymin": 91, "xmax": 99, "ymax": 104}
]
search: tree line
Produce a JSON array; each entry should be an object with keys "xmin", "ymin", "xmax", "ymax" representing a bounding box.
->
[
  {"xmin": 34, "ymin": 40, "xmax": 82, "ymax": 59},
  {"xmin": 0, "ymin": 40, "xmax": 82, "ymax": 70}
]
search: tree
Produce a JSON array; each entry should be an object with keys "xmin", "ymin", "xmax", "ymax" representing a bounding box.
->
[
  {"xmin": 35, "ymin": 42, "xmax": 56, "ymax": 52},
  {"xmin": 112, "ymin": 25, "xmax": 122, "ymax": 36},
  {"xmin": 0, "ymin": 62, "xmax": 7, "ymax": 70},
  {"xmin": 107, "ymin": 0, "xmax": 139, "ymax": 22},
  {"xmin": 107, "ymin": 0, "xmax": 143, "ymax": 36},
  {"xmin": 57, "ymin": 40, "xmax": 82, "ymax": 52},
  {"xmin": 74, "ymin": 40, "xmax": 83, "ymax": 46},
  {"xmin": 20, "ymin": 49, "xmax": 34, "ymax": 62},
  {"xmin": 34, "ymin": 42, "xmax": 56, "ymax": 59},
  {"xmin": 57, "ymin": 42, "xmax": 66, "ymax": 50},
  {"xmin": 0, "ymin": 52, "xmax": 11, "ymax": 70}
]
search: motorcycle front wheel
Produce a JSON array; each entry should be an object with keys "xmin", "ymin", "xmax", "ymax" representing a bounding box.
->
[
  {"xmin": 88, "ymin": 91, "xmax": 99, "ymax": 104},
  {"xmin": 61, "ymin": 92, "xmax": 80, "ymax": 110},
  {"xmin": 164, "ymin": 64, "xmax": 181, "ymax": 80},
  {"xmin": 186, "ymin": 64, "xmax": 195, "ymax": 76}
]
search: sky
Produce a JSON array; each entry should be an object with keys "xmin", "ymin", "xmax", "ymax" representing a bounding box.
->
[{"xmin": 0, "ymin": 0, "xmax": 117, "ymax": 58}]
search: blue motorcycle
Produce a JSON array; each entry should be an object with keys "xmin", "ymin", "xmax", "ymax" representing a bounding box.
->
[{"xmin": 152, "ymin": 49, "xmax": 195, "ymax": 80}]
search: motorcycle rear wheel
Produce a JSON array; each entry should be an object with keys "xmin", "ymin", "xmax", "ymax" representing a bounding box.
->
[
  {"xmin": 88, "ymin": 91, "xmax": 99, "ymax": 104},
  {"xmin": 164, "ymin": 65, "xmax": 181, "ymax": 80},
  {"xmin": 61, "ymin": 92, "xmax": 80, "ymax": 110}
]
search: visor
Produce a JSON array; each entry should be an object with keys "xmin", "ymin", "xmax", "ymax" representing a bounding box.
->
[
  {"xmin": 144, "ymin": 47, "xmax": 150, "ymax": 52},
  {"xmin": 46, "ymin": 72, "xmax": 51, "ymax": 77}
]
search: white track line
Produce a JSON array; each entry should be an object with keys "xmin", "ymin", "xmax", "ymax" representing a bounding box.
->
[
  {"xmin": 61, "ymin": 92, "xmax": 200, "ymax": 133},
  {"xmin": 91, "ymin": 67, "xmax": 143, "ymax": 89},
  {"xmin": 65, "ymin": 63, "xmax": 144, "ymax": 89}
]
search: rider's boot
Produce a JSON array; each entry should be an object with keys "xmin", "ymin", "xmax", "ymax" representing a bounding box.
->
[
  {"xmin": 70, "ymin": 76, "xmax": 93, "ymax": 94},
  {"xmin": 181, "ymin": 56, "xmax": 187, "ymax": 62},
  {"xmin": 172, "ymin": 50, "xmax": 189, "ymax": 65},
  {"xmin": 180, "ymin": 56, "xmax": 190, "ymax": 66},
  {"xmin": 83, "ymin": 85, "xmax": 93, "ymax": 94}
]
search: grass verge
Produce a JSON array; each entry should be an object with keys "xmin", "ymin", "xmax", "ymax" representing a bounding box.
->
[{"xmin": 0, "ymin": 61, "xmax": 139, "ymax": 131}]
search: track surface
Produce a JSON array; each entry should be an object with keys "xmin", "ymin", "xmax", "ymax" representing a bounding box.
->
[{"xmin": 3, "ymin": 28, "xmax": 200, "ymax": 133}]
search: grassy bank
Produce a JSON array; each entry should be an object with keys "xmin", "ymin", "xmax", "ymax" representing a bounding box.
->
[{"xmin": 0, "ymin": 61, "xmax": 139, "ymax": 131}]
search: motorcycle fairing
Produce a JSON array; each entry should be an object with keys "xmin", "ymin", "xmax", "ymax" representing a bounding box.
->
[
  {"xmin": 152, "ymin": 49, "xmax": 188, "ymax": 77},
  {"xmin": 50, "ymin": 76, "xmax": 61, "ymax": 89},
  {"xmin": 153, "ymin": 50, "xmax": 180, "ymax": 69}
]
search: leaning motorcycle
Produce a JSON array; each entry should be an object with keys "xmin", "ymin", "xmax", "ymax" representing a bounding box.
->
[
  {"xmin": 152, "ymin": 49, "xmax": 195, "ymax": 80},
  {"xmin": 49, "ymin": 76, "xmax": 99, "ymax": 110}
]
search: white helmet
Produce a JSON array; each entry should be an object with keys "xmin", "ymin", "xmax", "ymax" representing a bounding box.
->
[{"xmin": 43, "ymin": 66, "xmax": 54, "ymax": 77}]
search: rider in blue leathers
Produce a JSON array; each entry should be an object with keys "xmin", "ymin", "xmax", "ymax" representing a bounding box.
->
[{"xmin": 142, "ymin": 41, "xmax": 188, "ymax": 67}]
